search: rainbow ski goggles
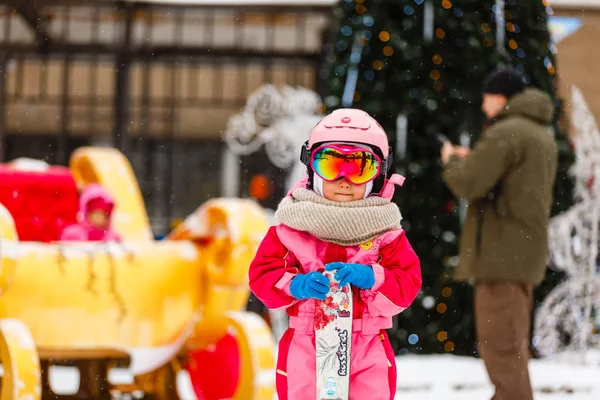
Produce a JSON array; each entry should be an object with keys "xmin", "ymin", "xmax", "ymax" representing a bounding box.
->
[{"xmin": 307, "ymin": 144, "xmax": 384, "ymax": 185}]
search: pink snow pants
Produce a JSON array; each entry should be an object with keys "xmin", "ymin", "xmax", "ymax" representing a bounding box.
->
[{"xmin": 275, "ymin": 325, "xmax": 397, "ymax": 400}]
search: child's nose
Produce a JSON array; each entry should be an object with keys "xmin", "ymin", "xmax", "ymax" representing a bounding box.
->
[{"xmin": 338, "ymin": 177, "xmax": 351, "ymax": 188}]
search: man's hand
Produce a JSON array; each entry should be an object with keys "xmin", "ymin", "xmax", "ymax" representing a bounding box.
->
[
  {"xmin": 441, "ymin": 141, "xmax": 455, "ymax": 164},
  {"xmin": 454, "ymin": 146, "xmax": 470, "ymax": 159}
]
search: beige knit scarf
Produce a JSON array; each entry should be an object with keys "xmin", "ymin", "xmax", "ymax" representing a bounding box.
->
[{"xmin": 275, "ymin": 188, "xmax": 402, "ymax": 246}]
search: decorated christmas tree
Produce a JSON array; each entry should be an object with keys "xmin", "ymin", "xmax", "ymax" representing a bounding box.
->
[{"xmin": 321, "ymin": 0, "xmax": 573, "ymax": 355}]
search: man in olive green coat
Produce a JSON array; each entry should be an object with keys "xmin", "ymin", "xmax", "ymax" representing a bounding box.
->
[{"xmin": 441, "ymin": 67, "xmax": 558, "ymax": 400}]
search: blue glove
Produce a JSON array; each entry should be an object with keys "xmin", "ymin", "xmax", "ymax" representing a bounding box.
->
[
  {"xmin": 289, "ymin": 272, "xmax": 331, "ymax": 300},
  {"xmin": 325, "ymin": 262, "xmax": 375, "ymax": 289}
]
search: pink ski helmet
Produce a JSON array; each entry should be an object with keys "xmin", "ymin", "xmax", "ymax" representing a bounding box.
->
[
  {"xmin": 300, "ymin": 108, "xmax": 395, "ymax": 195},
  {"xmin": 306, "ymin": 108, "xmax": 390, "ymax": 156}
]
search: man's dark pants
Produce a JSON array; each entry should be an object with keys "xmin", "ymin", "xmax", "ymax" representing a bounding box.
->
[{"xmin": 475, "ymin": 281, "xmax": 534, "ymax": 400}]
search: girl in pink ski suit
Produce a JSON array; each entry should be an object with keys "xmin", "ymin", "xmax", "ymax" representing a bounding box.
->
[
  {"xmin": 249, "ymin": 108, "xmax": 422, "ymax": 400},
  {"xmin": 60, "ymin": 183, "xmax": 121, "ymax": 242}
]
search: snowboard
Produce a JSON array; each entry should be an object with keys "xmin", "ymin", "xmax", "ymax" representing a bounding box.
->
[{"xmin": 315, "ymin": 270, "xmax": 353, "ymax": 400}]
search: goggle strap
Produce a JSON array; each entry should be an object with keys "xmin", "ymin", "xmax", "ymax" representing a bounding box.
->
[
  {"xmin": 300, "ymin": 142, "xmax": 311, "ymax": 166},
  {"xmin": 382, "ymin": 148, "xmax": 393, "ymax": 174}
]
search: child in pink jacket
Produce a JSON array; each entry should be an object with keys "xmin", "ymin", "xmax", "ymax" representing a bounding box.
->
[
  {"xmin": 60, "ymin": 183, "xmax": 121, "ymax": 242},
  {"xmin": 249, "ymin": 108, "xmax": 422, "ymax": 400}
]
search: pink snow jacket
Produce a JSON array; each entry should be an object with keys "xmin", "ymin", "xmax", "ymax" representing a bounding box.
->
[
  {"xmin": 249, "ymin": 175, "xmax": 421, "ymax": 400},
  {"xmin": 60, "ymin": 184, "xmax": 121, "ymax": 242},
  {"xmin": 251, "ymin": 226, "xmax": 421, "ymax": 331}
]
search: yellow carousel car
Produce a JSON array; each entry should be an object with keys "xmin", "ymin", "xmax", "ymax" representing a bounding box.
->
[{"xmin": 0, "ymin": 147, "xmax": 275, "ymax": 399}]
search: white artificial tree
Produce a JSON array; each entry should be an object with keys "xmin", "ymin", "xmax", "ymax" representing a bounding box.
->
[
  {"xmin": 224, "ymin": 84, "xmax": 323, "ymax": 192},
  {"xmin": 534, "ymin": 86, "xmax": 600, "ymax": 364}
]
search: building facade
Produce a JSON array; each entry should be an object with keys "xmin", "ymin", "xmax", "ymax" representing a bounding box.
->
[{"xmin": 0, "ymin": 0, "xmax": 335, "ymax": 234}]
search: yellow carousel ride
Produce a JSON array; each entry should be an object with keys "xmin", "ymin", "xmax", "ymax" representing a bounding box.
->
[{"xmin": 0, "ymin": 147, "xmax": 275, "ymax": 399}]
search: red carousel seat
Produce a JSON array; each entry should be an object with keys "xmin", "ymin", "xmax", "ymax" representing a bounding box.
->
[{"xmin": 0, "ymin": 163, "xmax": 79, "ymax": 242}]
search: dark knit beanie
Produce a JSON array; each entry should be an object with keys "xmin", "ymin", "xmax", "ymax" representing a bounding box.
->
[{"xmin": 482, "ymin": 66, "xmax": 525, "ymax": 99}]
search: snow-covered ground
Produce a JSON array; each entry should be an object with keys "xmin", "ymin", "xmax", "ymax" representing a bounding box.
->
[
  {"xmin": 394, "ymin": 354, "xmax": 600, "ymax": 399},
  {"xmin": 48, "ymin": 354, "xmax": 600, "ymax": 399}
]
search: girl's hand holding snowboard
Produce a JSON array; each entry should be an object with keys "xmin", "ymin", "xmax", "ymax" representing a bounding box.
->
[
  {"xmin": 325, "ymin": 262, "xmax": 375, "ymax": 289},
  {"xmin": 289, "ymin": 272, "xmax": 331, "ymax": 300}
]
